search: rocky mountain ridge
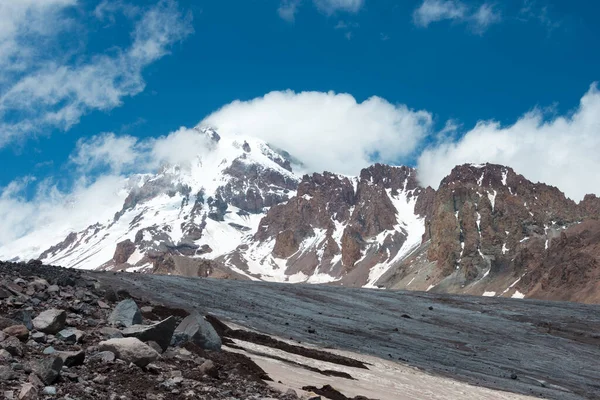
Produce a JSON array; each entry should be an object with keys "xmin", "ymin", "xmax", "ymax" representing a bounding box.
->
[{"xmin": 2, "ymin": 128, "xmax": 599, "ymax": 303}]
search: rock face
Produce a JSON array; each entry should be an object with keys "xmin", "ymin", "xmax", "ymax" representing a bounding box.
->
[
  {"xmin": 173, "ymin": 313, "xmax": 222, "ymax": 351},
  {"xmin": 4, "ymin": 128, "xmax": 600, "ymax": 303},
  {"xmin": 97, "ymin": 337, "xmax": 159, "ymax": 367},
  {"xmin": 108, "ymin": 299, "xmax": 142, "ymax": 327},
  {"xmin": 32, "ymin": 309, "xmax": 66, "ymax": 334}
]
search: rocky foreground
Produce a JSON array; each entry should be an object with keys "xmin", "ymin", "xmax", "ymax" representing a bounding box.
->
[{"xmin": 0, "ymin": 260, "xmax": 366, "ymax": 400}]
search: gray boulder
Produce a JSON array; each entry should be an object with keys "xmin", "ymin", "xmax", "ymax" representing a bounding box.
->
[
  {"xmin": 108, "ymin": 299, "xmax": 142, "ymax": 328},
  {"xmin": 32, "ymin": 309, "xmax": 66, "ymax": 334},
  {"xmin": 32, "ymin": 356, "xmax": 63, "ymax": 385},
  {"xmin": 97, "ymin": 337, "xmax": 159, "ymax": 367},
  {"xmin": 121, "ymin": 316, "xmax": 177, "ymax": 352},
  {"xmin": 172, "ymin": 313, "xmax": 221, "ymax": 351}
]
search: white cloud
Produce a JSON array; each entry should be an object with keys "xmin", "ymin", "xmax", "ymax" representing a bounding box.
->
[
  {"xmin": 313, "ymin": 0, "xmax": 364, "ymax": 15},
  {"xmin": 202, "ymin": 90, "xmax": 433, "ymax": 175},
  {"xmin": 413, "ymin": 0, "xmax": 500, "ymax": 32},
  {"xmin": 418, "ymin": 83, "xmax": 600, "ymax": 201},
  {"xmin": 0, "ymin": 174, "xmax": 131, "ymax": 258},
  {"xmin": 278, "ymin": 0, "xmax": 301, "ymax": 22},
  {"xmin": 278, "ymin": 0, "xmax": 364, "ymax": 22},
  {"xmin": 0, "ymin": 0, "xmax": 193, "ymax": 147},
  {"xmin": 413, "ymin": 0, "xmax": 467, "ymax": 27}
]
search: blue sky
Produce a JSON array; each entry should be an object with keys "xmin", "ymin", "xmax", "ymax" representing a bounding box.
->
[{"xmin": 1, "ymin": 0, "xmax": 600, "ymax": 244}]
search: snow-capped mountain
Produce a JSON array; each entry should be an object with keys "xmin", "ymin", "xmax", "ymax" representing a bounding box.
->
[{"xmin": 3, "ymin": 127, "xmax": 600, "ymax": 302}]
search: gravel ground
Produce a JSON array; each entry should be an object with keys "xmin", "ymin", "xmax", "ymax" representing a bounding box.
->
[{"xmin": 92, "ymin": 272, "xmax": 600, "ymax": 400}]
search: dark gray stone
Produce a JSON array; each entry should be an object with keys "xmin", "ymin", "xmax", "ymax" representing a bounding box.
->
[
  {"xmin": 108, "ymin": 299, "xmax": 142, "ymax": 327},
  {"xmin": 121, "ymin": 316, "xmax": 177, "ymax": 351},
  {"xmin": 172, "ymin": 314, "xmax": 221, "ymax": 351},
  {"xmin": 32, "ymin": 356, "xmax": 63, "ymax": 385}
]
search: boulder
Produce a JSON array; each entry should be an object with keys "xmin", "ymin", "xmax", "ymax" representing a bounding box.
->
[
  {"xmin": 121, "ymin": 316, "xmax": 177, "ymax": 352},
  {"xmin": 0, "ymin": 349, "xmax": 12, "ymax": 362},
  {"xmin": 56, "ymin": 350, "xmax": 85, "ymax": 367},
  {"xmin": 172, "ymin": 313, "xmax": 222, "ymax": 351},
  {"xmin": 1, "ymin": 336, "xmax": 23, "ymax": 357},
  {"xmin": 2, "ymin": 325, "xmax": 29, "ymax": 342},
  {"xmin": 31, "ymin": 333, "xmax": 46, "ymax": 343},
  {"xmin": 32, "ymin": 356, "xmax": 63, "ymax": 385},
  {"xmin": 97, "ymin": 337, "xmax": 159, "ymax": 367},
  {"xmin": 32, "ymin": 309, "xmax": 66, "ymax": 334},
  {"xmin": 108, "ymin": 299, "xmax": 142, "ymax": 328}
]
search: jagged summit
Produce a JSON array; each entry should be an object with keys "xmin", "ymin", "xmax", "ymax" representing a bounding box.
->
[{"xmin": 1, "ymin": 129, "xmax": 600, "ymax": 302}]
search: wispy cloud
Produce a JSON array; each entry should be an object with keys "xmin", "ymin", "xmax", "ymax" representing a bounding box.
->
[
  {"xmin": 518, "ymin": 0, "xmax": 561, "ymax": 33},
  {"xmin": 278, "ymin": 0, "xmax": 365, "ymax": 22},
  {"xmin": 412, "ymin": 0, "xmax": 501, "ymax": 33},
  {"xmin": 278, "ymin": 0, "xmax": 301, "ymax": 23},
  {"xmin": 0, "ymin": 0, "xmax": 193, "ymax": 148}
]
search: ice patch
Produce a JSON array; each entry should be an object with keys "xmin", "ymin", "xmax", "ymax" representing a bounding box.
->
[
  {"xmin": 512, "ymin": 291, "xmax": 525, "ymax": 299},
  {"xmin": 502, "ymin": 243, "xmax": 509, "ymax": 254},
  {"xmin": 487, "ymin": 190, "xmax": 497, "ymax": 212},
  {"xmin": 483, "ymin": 291, "xmax": 496, "ymax": 297}
]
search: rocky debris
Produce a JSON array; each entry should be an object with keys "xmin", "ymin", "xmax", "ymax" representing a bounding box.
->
[
  {"xmin": 121, "ymin": 316, "xmax": 177, "ymax": 351},
  {"xmin": 32, "ymin": 309, "xmax": 66, "ymax": 334},
  {"xmin": 109, "ymin": 298, "xmax": 142, "ymax": 327},
  {"xmin": 0, "ymin": 261, "xmax": 305, "ymax": 400},
  {"xmin": 172, "ymin": 313, "xmax": 222, "ymax": 351}
]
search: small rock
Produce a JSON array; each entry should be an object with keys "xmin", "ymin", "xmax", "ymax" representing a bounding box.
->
[
  {"xmin": 3, "ymin": 325, "xmax": 29, "ymax": 342},
  {"xmin": 1, "ymin": 336, "xmax": 23, "ymax": 357},
  {"xmin": 97, "ymin": 300, "xmax": 110, "ymax": 309},
  {"xmin": 43, "ymin": 346, "xmax": 56, "ymax": 355},
  {"xmin": 12, "ymin": 311, "xmax": 33, "ymax": 331},
  {"xmin": 13, "ymin": 278, "xmax": 27, "ymax": 286},
  {"xmin": 99, "ymin": 326, "xmax": 123, "ymax": 339},
  {"xmin": 28, "ymin": 373, "xmax": 44, "ymax": 388},
  {"xmin": 32, "ymin": 309, "xmax": 66, "ymax": 334},
  {"xmin": 0, "ymin": 365, "xmax": 15, "ymax": 382},
  {"xmin": 17, "ymin": 384, "xmax": 38, "ymax": 400},
  {"xmin": 3, "ymin": 390, "xmax": 14, "ymax": 400},
  {"xmin": 32, "ymin": 356, "xmax": 63, "ymax": 385},
  {"xmin": 140, "ymin": 306, "xmax": 154, "ymax": 313},
  {"xmin": 42, "ymin": 386, "xmax": 57, "ymax": 396},
  {"xmin": 121, "ymin": 316, "xmax": 177, "ymax": 352},
  {"xmin": 199, "ymin": 360, "xmax": 218, "ymax": 378},
  {"xmin": 98, "ymin": 337, "xmax": 159, "ymax": 367},
  {"xmin": 87, "ymin": 351, "xmax": 115, "ymax": 363},
  {"xmin": 56, "ymin": 350, "xmax": 85, "ymax": 367},
  {"xmin": 0, "ymin": 349, "xmax": 12, "ymax": 361},
  {"xmin": 31, "ymin": 332, "xmax": 46, "ymax": 343},
  {"xmin": 93, "ymin": 374, "xmax": 108, "ymax": 384},
  {"xmin": 46, "ymin": 285, "xmax": 60, "ymax": 294},
  {"xmin": 56, "ymin": 328, "xmax": 85, "ymax": 344},
  {"xmin": 104, "ymin": 287, "xmax": 118, "ymax": 302},
  {"xmin": 108, "ymin": 299, "xmax": 142, "ymax": 328}
]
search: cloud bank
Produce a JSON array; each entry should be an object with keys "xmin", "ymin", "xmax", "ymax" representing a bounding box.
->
[
  {"xmin": 278, "ymin": 0, "xmax": 365, "ymax": 22},
  {"xmin": 202, "ymin": 90, "xmax": 433, "ymax": 175},
  {"xmin": 418, "ymin": 83, "xmax": 600, "ymax": 201}
]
